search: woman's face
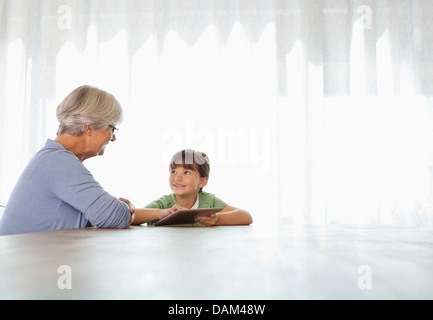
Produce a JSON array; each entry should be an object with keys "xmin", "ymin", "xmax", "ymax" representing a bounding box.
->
[
  {"xmin": 84, "ymin": 125, "xmax": 117, "ymax": 159},
  {"xmin": 96, "ymin": 127, "xmax": 114, "ymax": 156}
]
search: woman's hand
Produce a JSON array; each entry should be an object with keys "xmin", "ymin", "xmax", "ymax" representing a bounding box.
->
[
  {"xmin": 119, "ymin": 198, "xmax": 136, "ymax": 226},
  {"xmin": 195, "ymin": 213, "xmax": 218, "ymax": 226}
]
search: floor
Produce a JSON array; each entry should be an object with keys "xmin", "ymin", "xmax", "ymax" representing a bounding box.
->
[{"xmin": 0, "ymin": 224, "xmax": 432, "ymax": 300}]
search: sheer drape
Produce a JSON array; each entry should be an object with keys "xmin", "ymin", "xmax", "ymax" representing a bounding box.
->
[{"xmin": 1, "ymin": 0, "xmax": 433, "ymax": 226}]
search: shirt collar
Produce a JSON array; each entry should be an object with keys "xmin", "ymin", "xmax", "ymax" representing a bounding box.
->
[{"xmin": 191, "ymin": 196, "xmax": 199, "ymax": 209}]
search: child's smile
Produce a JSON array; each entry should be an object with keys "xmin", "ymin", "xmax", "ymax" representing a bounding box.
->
[{"xmin": 172, "ymin": 183, "xmax": 187, "ymax": 189}]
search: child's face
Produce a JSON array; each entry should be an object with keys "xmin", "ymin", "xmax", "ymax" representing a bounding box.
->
[{"xmin": 169, "ymin": 166, "xmax": 208, "ymax": 197}]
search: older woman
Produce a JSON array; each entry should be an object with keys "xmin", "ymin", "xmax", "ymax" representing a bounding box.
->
[{"xmin": 0, "ymin": 85, "xmax": 135, "ymax": 236}]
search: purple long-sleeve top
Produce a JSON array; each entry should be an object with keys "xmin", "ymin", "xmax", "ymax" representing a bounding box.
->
[{"xmin": 0, "ymin": 139, "xmax": 130, "ymax": 236}]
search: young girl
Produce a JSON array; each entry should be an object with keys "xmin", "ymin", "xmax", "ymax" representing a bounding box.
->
[{"xmin": 133, "ymin": 149, "xmax": 253, "ymax": 226}]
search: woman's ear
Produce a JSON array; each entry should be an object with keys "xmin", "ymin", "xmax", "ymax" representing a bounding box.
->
[
  {"xmin": 84, "ymin": 124, "xmax": 92, "ymax": 135},
  {"xmin": 199, "ymin": 177, "xmax": 209, "ymax": 189}
]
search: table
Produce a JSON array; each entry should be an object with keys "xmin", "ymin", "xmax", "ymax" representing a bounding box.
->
[{"xmin": 0, "ymin": 224, "xmax": 432, "ymax": 300}]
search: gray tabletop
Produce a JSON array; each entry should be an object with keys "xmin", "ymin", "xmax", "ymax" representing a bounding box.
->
[{"xmin": 1, "ymin": 224, "xmax": 432, "ymax": 300}]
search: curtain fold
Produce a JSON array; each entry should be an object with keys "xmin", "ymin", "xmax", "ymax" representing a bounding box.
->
[{"xmin": 1, "ymin": 0, "xmax": 433, "ymax": 226}]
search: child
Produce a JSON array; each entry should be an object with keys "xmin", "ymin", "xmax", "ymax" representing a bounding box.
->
[{"xmin": 133, "ymin": 149, "xmax": 253, "ymax": 226}]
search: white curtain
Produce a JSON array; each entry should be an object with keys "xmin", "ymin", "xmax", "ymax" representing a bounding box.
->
[{"xmin": 1, "ymin": 0, "xmax": 433, "ymax": 227}]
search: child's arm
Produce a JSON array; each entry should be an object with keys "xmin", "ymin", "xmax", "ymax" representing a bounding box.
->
[
  {"xmin": 132, "ymin": 204, "xmax": 181, "ymax": 225},
  {"xmin": 195, "ymin": 205, "xmax": 253, "ymax": 226}
]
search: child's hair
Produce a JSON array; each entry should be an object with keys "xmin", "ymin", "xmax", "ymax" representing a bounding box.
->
[{"xmin": 169, "ymin": 149, "xmax": 210, "ymax": 192}]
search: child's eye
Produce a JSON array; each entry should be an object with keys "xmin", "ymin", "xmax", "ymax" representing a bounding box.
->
[
  {"xmin": 170, "ymin": 170, "xmax": 176, "ymax": 174},
  {"xmin": 185, "ymin": 171, "xmax": 191, "ymax": 175}
]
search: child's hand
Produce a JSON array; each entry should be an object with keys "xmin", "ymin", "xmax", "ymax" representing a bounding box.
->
[
  {"xmin": 195, "ymin": 213, "xmax": 218, "ymax": 226},
  {"xmin": 160, "ymin": 204, "xmax": 182, "ymax": 219}
]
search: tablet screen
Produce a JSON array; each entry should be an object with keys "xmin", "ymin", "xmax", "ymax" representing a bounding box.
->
[{"xmin": 154, "ymin": 208, "xmax": 224, "ymax": 226}]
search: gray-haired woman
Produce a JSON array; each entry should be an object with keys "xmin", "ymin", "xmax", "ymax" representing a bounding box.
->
[{"xmin": 0, "ymin": 85, "xmax": 135, "ymax": 236}]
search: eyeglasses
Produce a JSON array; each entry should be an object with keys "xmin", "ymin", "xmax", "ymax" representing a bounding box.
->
[{"xmin": 108, "ymin": 125, "xmax": 119, "ymax": 136}]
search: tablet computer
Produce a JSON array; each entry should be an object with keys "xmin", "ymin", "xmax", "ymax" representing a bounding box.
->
[{"xmin": 154, "ymin": 208, "xmax": 224, "ymax": 226}]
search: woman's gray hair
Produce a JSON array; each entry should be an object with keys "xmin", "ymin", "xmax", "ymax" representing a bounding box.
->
[{"xmin": 56, "ymin": 85, "xmax": 123, "ymax": 136}]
